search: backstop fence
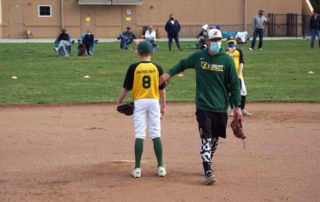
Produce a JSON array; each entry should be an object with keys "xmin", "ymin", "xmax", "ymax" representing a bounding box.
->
[{"xmin": 267, "ymin": 13, "xmax": 313, "ymax": 38}]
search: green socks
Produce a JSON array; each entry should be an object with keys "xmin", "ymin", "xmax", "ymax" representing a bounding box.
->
[
  {"xmin": 134, "ymin": 138, "xmax": 144, "ymax": 168},
  {"xmin": 134, "ymin": 137, "xmax": 164, "ymax": 168},
  {"xmin": 153, "ymin": 137, "xmax": 164, "ymax": 167}
]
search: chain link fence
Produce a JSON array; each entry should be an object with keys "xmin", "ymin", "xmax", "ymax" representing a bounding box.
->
[
  {"xmin": 152, "ymin": 14, "xmax": 314, "ymax": 38},
  {"xmin": 267, "ymin": 13, "xmax": 314, "ymax": 38}
]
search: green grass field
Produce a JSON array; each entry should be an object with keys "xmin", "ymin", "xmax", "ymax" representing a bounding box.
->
[{"xmin": 0, "ymin": 40, "xmax": 319, "ymax": 104}]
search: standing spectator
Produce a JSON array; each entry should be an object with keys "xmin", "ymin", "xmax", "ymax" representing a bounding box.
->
[
  {"xmin": 83, "ymin": 30, "xmax": 95, "ymax": 55},
  {"xmin": 54, "ymin": 27, "xmax": 71, "ymax": 56},
  {"xmin": 159, "ymin": 29, "xmax": 242, "ymax": 185},
  {"xmin": 165, "ymin": 14, "xmax": 182, "ymax": 51},
  {"xmin": 249, "ymin": 9, "xmax": 268, "ymax": 51},
  {"xmin": 118, "ymin": 27, "xmax": 137, "ymax": 50},
  {"xmin": 310, "ymin": 11, "xmax": 320, "ymax": 48}
]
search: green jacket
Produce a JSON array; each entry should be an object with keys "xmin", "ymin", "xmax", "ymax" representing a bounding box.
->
[{"xmin": 168, "ymin": 48, "xmax": 241, "ymax": 113}]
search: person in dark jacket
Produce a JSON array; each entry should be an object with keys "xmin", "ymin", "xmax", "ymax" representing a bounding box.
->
[
  {"xmin": 83, "ymin": 30, "xmax": 95, "ymax": 55},
  {"xmin": 165, "ymin": 14, "xmax": 182, "ymax": 51},
  {"xmin": 310, "ymin": 11, "xmax": 320, "ymax": 48},
  {"xmin": 119, "ymin": 27, "xmax": 137, "ymax": 50},
  {"xmin": 54, "ymin": 27, "xmax": 71, "ymax": 56}
]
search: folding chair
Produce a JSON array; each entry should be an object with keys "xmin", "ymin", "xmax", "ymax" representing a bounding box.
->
[{"xmin": 235, "ymin": 31, "xmax": 251, "ymax": 49}]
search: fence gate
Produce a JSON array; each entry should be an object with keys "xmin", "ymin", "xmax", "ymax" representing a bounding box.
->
[{"xmin": 268, "ymin": 13, "xmax": 298, "ymax": 37}]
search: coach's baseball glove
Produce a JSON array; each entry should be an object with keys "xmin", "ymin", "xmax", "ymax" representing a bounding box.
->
[
  {"xmin": 117, "ymin": 102, "xmax": 134, "ymax": 116},
  {"xmin": 230, "ymin": 112, "xmax": 246, "ymax": 139}
]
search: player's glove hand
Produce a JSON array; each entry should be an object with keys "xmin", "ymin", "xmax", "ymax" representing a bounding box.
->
[
  {"xmin": 230, "ymin": 111, "xmax": 246, "ymax": 139},
  {"xmin": 117, "ymin": 102, "xmax": 134, "ymax": 116}
]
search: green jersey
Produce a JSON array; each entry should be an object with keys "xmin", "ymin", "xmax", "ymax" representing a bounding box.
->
[{"xmin": 168, "ymin": 48, "xmax": 241, "ymax": 113}]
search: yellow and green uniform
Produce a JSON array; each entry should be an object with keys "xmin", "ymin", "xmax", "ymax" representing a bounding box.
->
[
  {"xmin": 123, "ymin": 61, "xmax": 165, "ymax": 100},
  {"xmin": 226, "ymin": 48, "xmax": 244, "ymax": 79},
  {"xmin": 122, "ymin": 60, "xmax": 166, "ymax": 170}
]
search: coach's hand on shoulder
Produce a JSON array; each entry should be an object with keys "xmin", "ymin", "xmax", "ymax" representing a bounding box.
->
[{"xmin": 159, "ymin": 73, "xmax": 171, "ymax": 86}]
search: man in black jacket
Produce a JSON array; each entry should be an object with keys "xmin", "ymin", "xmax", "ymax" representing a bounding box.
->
[
  {"xmin": 54, "ymin": 28, "xmax": 71, "ymax": 56},
  {"xmin": 165, "ymin": 14, "xmax": 182, "ymax": 51},
  {"xmin": 310, "ymin": 11, "xmax": 320, "ymax": 48},
  {"xmin": 83, "ymin": 30, "xmax": 95, "ymax": 55},
  {"xmin": 119, "ymin": 27, "xmax": 137, "ymax": 50}
]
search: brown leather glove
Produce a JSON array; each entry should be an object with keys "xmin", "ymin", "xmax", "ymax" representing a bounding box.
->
[{"xmin": 230, "ymin": 111, "xmax": 246, "ymax": 139}]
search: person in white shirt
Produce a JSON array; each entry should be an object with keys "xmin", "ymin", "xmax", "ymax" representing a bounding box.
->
[
  {"xmin": 145, "ymin": 26, "xmax": 156, "ymax": 42},
  {"xmin": 145, "ymin": 26, "xmax": 158, "ymax": 50}
]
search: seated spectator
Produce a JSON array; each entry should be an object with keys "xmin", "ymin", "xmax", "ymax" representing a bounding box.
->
[
  {"xmin": 196, "ymin": 24, "xmax": 208, "ymax": 49},
  {"xmin": 54, "ymin": 27, "xmax": 71, "ymax": 56},
  {"xmin": 145, "ymin": 26, "xmax": 156, "ymax": 42},
  {"xmin": 83, "ymin": 30, "xmax": 95, "ymax": 55},
  {"xmin": 118, "ymin": 26, "xmax": 137, "ymax": 50},
  {"xmin": 145, "ymin": 26, "xmax": 158, "ymax": 50}
]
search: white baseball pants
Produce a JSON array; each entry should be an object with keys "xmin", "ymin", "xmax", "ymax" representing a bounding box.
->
[
  {"xmin": 133, "ymin": 98, "xmax": 161, "ymax": 140},
  {"xmin": 240, "ymin": 78, "xmax": 247, "ymax": 96}
]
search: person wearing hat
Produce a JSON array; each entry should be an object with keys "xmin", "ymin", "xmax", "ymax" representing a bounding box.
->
[
  {"xmin": 226, "ymin": 36, "xmax": 252, "ymax": 117},
  {"xmin": 145, "ymin": 26, "xmax": 156, "ymax": 42},
  {"xmin": 118, "ymin": 26, "xmax": 137, "ymax": 50},
  {"xmin": 145, "ymin": 26, "xmax": 158, "ymax": 50},
  {"xmin": 249, "ymin": 9, "xmax": 268, "ymax": 51},
  {"xmin": 54, "ymin": 27, "xmax": 71, "ymax": 56},
  {"xmin": 117, "ymin": 41, "xmax": 167, "ymax": 178},
  {"xmin": 196, "ymin": 24, "xmax": 209, "ymax": 49},
  {"xmin": 159, "ymin": 29, "xmax": 242, "ymax": 185}
]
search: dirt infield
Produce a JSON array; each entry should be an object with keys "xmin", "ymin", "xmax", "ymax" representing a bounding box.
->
[{"xmin": 0, "ymin": 103, "xmax": 319, "ymax": 202}]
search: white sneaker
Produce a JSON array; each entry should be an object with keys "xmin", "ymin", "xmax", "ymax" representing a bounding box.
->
[
  {"xmin": 248, "ymin": 48, "xmax": 253, "ymax": 51},
  {"xmin": 258, "ymin": 48, "xmax": 263, "ymax": 51},
  {"xmin": 157, "ymin": 166, "xmax": 167, "ymax": 177},
  {"xmin": 54, "ymin": 47, "xmax": 58, "ymax": 52},
  {"xmin": 229, "ymin": 109, "xmax": 234, "ymax": 116},
  {"xmin": 132, "ymin": 168, "xmax": 141, "ymax": 178},
  {"xmin": 242, "ymin": 109, "xmax": 252, "ymax": 116}
]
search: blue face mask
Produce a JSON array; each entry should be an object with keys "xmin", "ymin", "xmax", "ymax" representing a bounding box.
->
[
  {"xmin": 210, "ymin": 42, "xmax": 221, "ymax": 52},
  {"xmin": 228, "ymin": 43, "xmax": 235, "ymax": 48}
]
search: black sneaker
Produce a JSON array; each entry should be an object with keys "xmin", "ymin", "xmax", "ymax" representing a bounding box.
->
[{"xmin": 204, "ymin": 170, "xmax": 216, "ymax": 185}]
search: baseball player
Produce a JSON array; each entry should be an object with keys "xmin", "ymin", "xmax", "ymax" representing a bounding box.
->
[
  {"xmin": 226, "ymin": 36, "xmax": 252, "ymax": 116},
  {"xmin": 159, "ymin": 29, "xmax": 242, "ymax": 185},
  {"xmin": 117, "ymin": 41, "xmax": 167, "ymax": 178}
]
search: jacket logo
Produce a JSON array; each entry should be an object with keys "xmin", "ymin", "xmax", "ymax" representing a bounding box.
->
[{"xmin": 201, "ymin": 61, "xmax": 224, "ymax": 71}]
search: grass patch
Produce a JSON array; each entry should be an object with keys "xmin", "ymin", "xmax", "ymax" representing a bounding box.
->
[{"xmin": 0, "ymin": 40, "xmax": 319, "ymax": 104}]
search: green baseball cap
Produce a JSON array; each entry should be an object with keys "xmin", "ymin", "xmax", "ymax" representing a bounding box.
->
[
  {"xmin": 137, "ymin": 41, "xmax": 153, "ymax": 53},
  {"xmin": 227, "ymin": 36, "xmax": 236, "ymax": 44}
]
